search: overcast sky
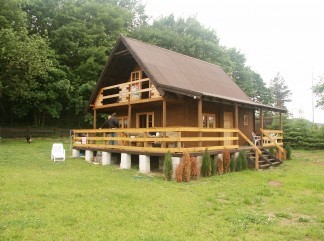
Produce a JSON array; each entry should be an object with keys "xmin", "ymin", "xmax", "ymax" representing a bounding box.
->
[{"xmin": 143, "ymin": 0, "xmax": 324, "ymax": 123}]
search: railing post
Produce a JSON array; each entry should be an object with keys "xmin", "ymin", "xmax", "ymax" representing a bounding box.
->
[{"xmin": 255, "ymin": 150, "xmax": 259, "ymax": 170}]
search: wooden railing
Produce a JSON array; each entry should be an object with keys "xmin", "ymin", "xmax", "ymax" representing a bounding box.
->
[
  {"xmin": 73, "ymin": 127, "xmax": 239, "ymax": 154},
  {"xmin": 95, "ymin": 78, "xmax": 161, "ymax": 107}
]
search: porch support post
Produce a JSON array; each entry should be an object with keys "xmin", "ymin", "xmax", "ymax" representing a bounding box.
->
[
  {"xmin": 120, "ymin": 153, "xmax": 131, "ymax": 169},
  {"xmin": 198, "ymin": 97, "xmax": 202, "ymax": 147},
  {"xmin": 234, "ymin": 104, "xmax": 239, "ymax": 146},
  {"xmin": 93, "ymin": 109, "xmax": 97, "ymax": 129},
  {"xmin": 279, "ymin": 112, "xmax": 283, "ymax": 130},
  {"xmin": 85, "ymin": 150, "xmax": 93, "ymax": 162},
  {"xmin": 139, "ymin": 155, "xmax": 150, "ymax": 173},
  {"xmin": 72, "ymin": 149, "xmax": 80, "ymax": 157},
  {"xmin": 128, "ymin": 104, "xmax": 132, "ymax": 128},
  {"xmin": 255, "ymin": 151, "xmax": 259, "ymax": 170},
  {"xmin": 260, "ymin": 108, "xmax": 264, "ymax": 130},
  {"xmin": 162, "ymin": 98, "xmax": 166, "ymax": 127},
  {"xmin": 171, "ymin": 157, "xmax": 181, "ymax": 179}
]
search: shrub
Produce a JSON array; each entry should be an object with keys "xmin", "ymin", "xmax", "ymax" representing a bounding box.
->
[
  {"xmin": 211, "ymin": 155, "xmax": 217, "ymax": 175},
  {"xmin": 175, "ymin": 161, "xmax": 183, "ymax": 183},
  {"xmin": 182, "ymin": 152, "xmax": 191, "ymax": 182},
  {"xmin": 163, "ymin": 151, "xmax": 173, "ymax": 181},
  {"xmin": 201, "ymin": 149, "xmax": 211, "ymax": 177},
  {"xmin": 285, "ymin": 144, "xmax": 292, "ymax": 160},
  {"xmin": 236, "ymin": 153, "xmax": 243, "ymax": 171},
  {"xmin": 190, "ymin": 157, "xmax": 199, "ymax": 180},
  {"xmin": 223, "ymin": 148, "xmax": 231, "ymax": 173},
  {"xmin": 230, "ymin": 155, "xmax": 236, "ymax": 172},
  {"xmin": 240, "ymin": 151, "xmax": 248, "ymax": 170}
]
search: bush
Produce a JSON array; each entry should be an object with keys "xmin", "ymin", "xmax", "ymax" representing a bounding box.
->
[
  {"xmin": 201, "ymin": 149, "xmax": 211, "ymax": 177},
  {"xmin": 285, "ymin": 143, "xmax": 292, "ymax": 160},
  {"xmin": 163, "ymin": 151, "xmax": 173, "ymax": 181},
  {"xmin": 223, "ymin": 148, "xmax": 231, "ymax": 173},
  {"xmin": 211, "ymin": 155, "xmax": 217, "ymax": 175},
  {"xmin": 190, "ymin": 157, "xmax": 199, "ymax": 180},
  {"xmin": 230, "ymin": 155, "xmax": 236, "ymax": 172},
  {"xmin": 217, "ymin": 157, "xmax": 223, "ymax": 175},
  {"xmin": 236, "ymin": 153, "xmax": 243, "ymax": 171},
  {"xmin": 240, "ymin": 151, "xmax": 248, "ymax": 170},
  {"xmin": 182, "ymin": 152, "xmax": 191, "ymax": 182},
  {"xmin": 175, "ymin": 162, "xmax": 183, "ymax": 183}
]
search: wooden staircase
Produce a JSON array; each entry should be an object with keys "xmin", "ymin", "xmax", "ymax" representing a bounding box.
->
[{"xmin": 246, "ymin": 148, "xmax": 283, "ymax": 169}]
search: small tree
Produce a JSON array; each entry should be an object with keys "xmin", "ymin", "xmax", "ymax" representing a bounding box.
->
[
  {"xmin": 182, "ymin": 152, "xmax": 191, "ymax": 182},
  {"xmin": 163, "ymin": 151, "xmax": 173, "ymax": 181},
  {"xmin": 217, "ymin": 157, "xmax": 223, "ymax": 175},
  {"xmin": 175, "ymin": 161, "xmax": 183, "ymax": 183},
  {"xmin": 223, "ymin": 148, "xmax": 231, "ymax": 173},
  {"xmin": 240, "ymin": 151, "xmax": 248, "ymax": 170},
  {"xmin": 201, "ymin": 149, "xmax": 211, "ymax": 177},
  {"xmin": 236, "ymin": 153, "xmax": 243, "ymax": 171},
  {"xmin": 190, "ymin": 157, "xmax": 199, "ymax": 180},
  {"xmin": 285, "ymin": 144, "xmax": 292, "ymax": 160},
  {"xmin": 230, "ymin": 155, "xmax": 236, "ymax": 172}
]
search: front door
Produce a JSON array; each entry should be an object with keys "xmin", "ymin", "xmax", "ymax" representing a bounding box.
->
[{"xmin": 224, "ymin": 112, "xmax": 233, "ymax": 146}]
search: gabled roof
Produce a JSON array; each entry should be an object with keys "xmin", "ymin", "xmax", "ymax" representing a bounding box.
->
[{"xmin": 88, "ymin": 36, "xmax": 285, "ymax": 112}]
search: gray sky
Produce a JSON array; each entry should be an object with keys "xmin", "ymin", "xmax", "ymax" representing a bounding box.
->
[{"xmin": 143, "ymin": 0, "xmax": 324, "ymax": 123}]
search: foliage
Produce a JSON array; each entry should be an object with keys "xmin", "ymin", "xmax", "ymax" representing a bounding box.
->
[
  {"xmin": 182, "ymin": 152, "xmax": 191, "ymax": 182},
  {"xmin": 313, "ymin": 76, "xmax": 324, "ymax": 109},
  {"xmin": 285, "ymin": 144, "xmax": 292, "ymax": 160},
  {"xmin": 200, "ymin": 149, "xmax": 211, "ymax": 177},
  {"xmin": 175, "ymin": 161, "xmax": 183, "ymax": 183},
  {"xmin": 163, "ymin": 151, "xmax": 172, "ymax": 181},
  {"xmin": 222, "ymin": 148, "xmax": 231, "ymax": 173},
  {"xmin": 236, "ymin": 153, "xmax": 243, "ymax": 171},
  {"xmin": 269, "ymin": 73, "xmax": 292, "ymax": 110},
  {"xmin": 190, "ymin": 157, "xmax": 199, "ymax": 180},
  {"xmin": 217, "ymin": 157, "xmax": 224, "ymax": 175},
  {"xmin": 210, "ymin": 155, "xmax": 217, "ymax": 175},
  {"xmin": 240, "ymin": 151, "xmax": 248, "ymax": 170},
  {"xmin": 230, "ymin": 155, "xmax": 236, "ymax": 172}
]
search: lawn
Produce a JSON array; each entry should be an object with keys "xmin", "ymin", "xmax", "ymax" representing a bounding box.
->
[{"xmin": 0, "ymin": 138, "xmax": 323, "ymax": 241}]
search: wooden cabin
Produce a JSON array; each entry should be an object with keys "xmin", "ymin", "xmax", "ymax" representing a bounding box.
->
[{"xmin": 72, "ymin": 36, "xmax": 286, "ymax": 172}]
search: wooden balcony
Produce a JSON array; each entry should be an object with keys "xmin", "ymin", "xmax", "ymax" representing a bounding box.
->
[{"xmin": 93, "ymin": 78, "xmax": 162, "ymax": 109}]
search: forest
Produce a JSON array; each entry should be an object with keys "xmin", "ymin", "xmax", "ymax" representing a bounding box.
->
[{"xmin": 0, "ymin": 0, "xmax": 323, "ymax": 148}]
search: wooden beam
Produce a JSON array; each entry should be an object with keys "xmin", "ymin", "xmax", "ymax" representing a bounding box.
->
[
  {"xmin": 162, "ymin": 98, "xmax": 166, "ymax": 127},
  {"xmin": 198, "ymin": 98, "xmax": 202, "ymax": 147},
  {"xmin": 93, "ymin": 109, "xmax": 97, "ymax": 129},
  {"xmin": 260, "ymin": 108, "xmax": 264, "ymax": 130},
  {"xmin": 279, "ymin": 112, "xmax": 283, "ymax": 130},
  {"xmin": 128, "ymin": 104, "xmax": 132, "ymax": 128},
  {"xmin": 234, "ymin": 104, "xmax": 239, "ymax": 146}
]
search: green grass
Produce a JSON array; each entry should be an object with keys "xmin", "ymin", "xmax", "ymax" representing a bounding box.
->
[{"xmin": 1, "ymin": 139, "xmax": 323, "ymax": 241}]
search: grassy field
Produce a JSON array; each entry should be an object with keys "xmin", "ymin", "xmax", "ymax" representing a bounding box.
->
[{"xmin": 0, "ymin": 138, "xmax": 323, "ymax": 241}]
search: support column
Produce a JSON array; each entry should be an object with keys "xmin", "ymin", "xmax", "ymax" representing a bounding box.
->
[
  {"xmin": 72, "ymin": 149, "xmax": 80, "ymax": 157},
  {"xmin": 120, "ymin": 153, "xmax": 131, "ymax": 169},
  {"xmin": 260, "ymin": 109, "xmax": 264, "ymax": 130},
  {"xmin": 128, "ymin": 104, "xmax": 132, "ymax": 128},
  {"xmin": 162, "ymin": 98, "xmax": 167, "ymax": 127},
  {"xmin": 255, "ymin": 151, "xmax": 259, "ymax": 170},
  {"xmin": 279, "ymin": 112, "xmax": 283, "ymax": 130},
  {"xmin": 102, "ymin": 152, "xmax": 112, "ymax": 165},
  {"xmin": 139, "ymin": 155, "xmax": 150, "ymax": 173},
  {"xmin": 198, "ymin": 98, "xmax": 202, "ymax": 147},
  {"xmin": 93, "ymin": 109, "xmax": 97, "ymax": 129},
  {"xmin": 234, "ymin": 104, "xmax": 239, "ymax": 146},
  {"xmin": 85, "ymin": 150, "xmax": 93, "ymax": 162},
  {"xmin": 171, "ymin": 157, "xmax": 181, "ymax": 179}
]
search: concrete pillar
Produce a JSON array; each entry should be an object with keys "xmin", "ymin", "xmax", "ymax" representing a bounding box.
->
[
  {"xmin": 120, "ymin": 153, "xmax": 131, "ymax": 169},
  {"xmin": 139, "ymin": 155, "xmax": 150, "ymax": 173},
  {"xmin": 102, "ymin": 152, "xmax": 112, "ymax": 165},
  {"xmin": 72, "ymin": 149, "xmax": 80, "ymax": 157},
  {"xmin": 171, "ymin": 157, "xmax": 181, "ymax": 179},
  {"xmin": 85, "ymin": 150, "xmax": 93, "ymax": 162},
  {"xmin": 196, "ymin": 155, "xmax": 203, "ymax": 172}
]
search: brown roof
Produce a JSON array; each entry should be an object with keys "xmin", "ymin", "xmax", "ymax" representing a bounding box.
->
[{"xmin": 88, "ymin": 36, "xmax": 285, "ymax": 112}]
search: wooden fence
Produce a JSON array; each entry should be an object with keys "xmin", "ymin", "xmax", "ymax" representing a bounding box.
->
[{"xmin": 0, "ymin": 128, "xmax": 71, "ymax": 138}]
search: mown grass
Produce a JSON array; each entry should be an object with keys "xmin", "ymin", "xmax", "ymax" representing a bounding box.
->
[{"xmin": 0, "ymin": 138, "xmax": 323, "ymax": 241}]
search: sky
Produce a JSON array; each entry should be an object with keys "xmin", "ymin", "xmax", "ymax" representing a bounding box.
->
[{"xmin": 143, "ymin": 0, "xmax": 324, "ymax": 123}]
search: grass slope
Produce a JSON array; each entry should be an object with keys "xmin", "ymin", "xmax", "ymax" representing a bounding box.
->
[{"xmin": 0, "ymin": 139, "xmax": 323, "ymax": 241}]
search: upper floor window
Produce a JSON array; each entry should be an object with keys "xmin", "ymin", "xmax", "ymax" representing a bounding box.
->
[{"xmin": 136, "ymin": 112, "xmax": 154, "ymax": 128}]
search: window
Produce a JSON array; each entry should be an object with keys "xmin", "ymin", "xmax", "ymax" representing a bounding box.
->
[
  {"xmin": 131, "ymin": 71, "xmax": 141, "ymax": 82},
  {"xmin": 244, "ymin": 114, "xmax": 248, "ymax": 126},
  {"xmin": 136, "ymin": 112, "xmax": 154, "ymax": 128},
  {"xmin": 117, "ymin": 116, "xmax": 128, "ymax": 128},
  {"xmin": 202, "ymin": 113, "xmax": 215, "ymax": 128}
]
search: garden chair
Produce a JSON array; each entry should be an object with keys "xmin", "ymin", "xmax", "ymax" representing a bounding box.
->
[
  {"xmin": 51, "ymin": 143, "xmax": 66, "ymax": 162},
  {"xmin": 252, "ymin": 132, "xmax": 261, "ymax": 146}
]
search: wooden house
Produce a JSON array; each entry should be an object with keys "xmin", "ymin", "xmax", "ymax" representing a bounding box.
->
[{"xmin": 73, "ymin": 36, "xmax": 286, "ymax": 172}]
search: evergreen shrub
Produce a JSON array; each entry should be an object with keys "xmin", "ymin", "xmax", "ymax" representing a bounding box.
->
[
  {"xmin": 163, "ymin": 151, "xmax": 173, "ymax": 181},
  {"xmin": 201, "ymin": 149, "xmax": 211, "ymax": 177}
]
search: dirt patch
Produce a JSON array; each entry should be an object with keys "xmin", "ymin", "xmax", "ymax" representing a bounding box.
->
[
  {"xmin": 312, "ymin": 161, "xmax": 324, "ymax": 165},
  {"xmin": 268, "ymin": 180, "xmax": 283, "ymax": 187}
]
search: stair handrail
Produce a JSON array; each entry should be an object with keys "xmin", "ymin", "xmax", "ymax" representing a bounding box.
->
[
  {"xmin": 260, "ymin": 128, "xmax": 284, "ymax": 154},
  {"xmin": 237, "ymin": 130, "xmax": 262, "ymax": 155}
]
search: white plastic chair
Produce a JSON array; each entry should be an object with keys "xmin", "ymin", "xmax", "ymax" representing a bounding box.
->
[
  {"xmin": 51, "ymin": 143, "xmax": 66, "ymax": 161},
  {"xmin": 252, "ymin": 132, "xmax": 261, "ymax": 146}
]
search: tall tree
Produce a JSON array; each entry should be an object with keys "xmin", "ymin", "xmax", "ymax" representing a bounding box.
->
[
  {"xmin": 313, "ymin": 76, "xmax": 324, "ymax": 109},
  {"xmin": 269, "ymin": 73, "xmax": 292, "ymax": 109}
]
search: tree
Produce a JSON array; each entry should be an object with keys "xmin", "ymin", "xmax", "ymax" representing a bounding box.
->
[
  {"xmin": 269, "ymin": 73, "xmax": 292, "ymax": 109},
  {"xmin": 313, "ymin": 77, "xmax": 324, "ymax": 109}
]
